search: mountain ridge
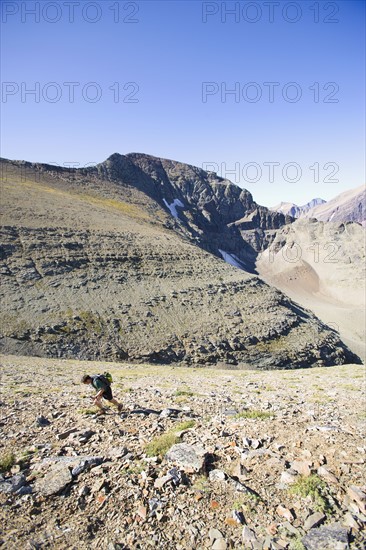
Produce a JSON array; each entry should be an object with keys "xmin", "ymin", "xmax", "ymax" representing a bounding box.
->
[
  {"xmin": 0, "ymin": 153, "xmax": 361, "ymax": 367},
  {"xmin": 271, "ymin": 198, "xmax": 326, "ymax": 218},
  {"xmin": 271, "ymin": 185, "xmax": 365, "ymax": 225},
  {"xmin": 306, "ymin": 185, "xmax": 365, "ymax": 225}
]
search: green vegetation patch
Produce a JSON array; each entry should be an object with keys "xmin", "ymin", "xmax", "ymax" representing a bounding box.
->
[
  {"xmin": 0, "ymin": 451, "xmax": 16, "ymax": 473},
  {"xmin": 144, "ymin": 417, "xmax": 195, "ymax": 457},
  {"xmin": 289, "ymin": 474, "xmax": 330, "ymax": 512},
  {"xmin": 235, "ymin": 410, "xmax": 272, "ymax": 420},
  {"xmin": 174, "ymin": 420, "xmax": 195, "ymax": 431},
  {"xmin": 77, "ymin": 407, "xmax": 100, "ymax": 415},
  {"xmin": 145, "ymin": 432, "xmax": 180, "ymax": 457},
  {"xmin": 174, "ymin": 389, "xmax": 194, "ymax": 397},
  {"xmin": 288, "ymin": 538, "xmax": 306, "ymax": 550}
]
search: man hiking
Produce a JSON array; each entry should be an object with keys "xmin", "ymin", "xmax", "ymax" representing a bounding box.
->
[{"xmin": 81, "ymin": 374, "xmax": 123, "ymax": 414}]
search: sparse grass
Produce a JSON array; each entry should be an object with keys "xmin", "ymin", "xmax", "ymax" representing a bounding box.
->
[
  {"xmin": 174, "ymin": 420, "xmax": 195, "ymax": 431},
  {"xmin": 193, "ymin": 475, "xmax": 211, "ymax": 493},
  {"xmin": 232, "ymin": 500, "xmax": 244, "ymax": 511},
  {"xmin": 124, "ymin": 461, "xmax": 145, "ymax": 475},
  {"xmin": 77, "ymin": 407, "xmax": 99, "ymax": 415},
  {"xmin": 235, "ymin": 410, "xmax": 272, "ymax": 420},
  {"xmin": 0, "ymin": 451, "xmax": 16, "ymax": 473},
  {"xmin": 17, "ymin": 449, "xmax": 35, "ymax": 467},
  {"xmin": 118, "ymin": 386, "xmax": 133, "ymax": 393},
  {"xmin": 289, "ymin": 475, "xmax": 330, "ymax": 512},
  {"xmin": 310, "ymin": 393, "xmax": 333, "ymax": 404},
  {"xmin": 341, "ymin": 384, "xmax": 359, "ymax": 391},
  {"xmin": 288, "ymin": 538, "xmax": 306, "ymax": 550},
  {"xmin": 174, "ymin": 389, "xmax": 194, "ymax": 397},
  {"xmin": 145, "ymin": 432, "xmax": 180, "ymax": 457},
  {"xmin": 174, "ymin": 395, "xmax": 189, "ymax": 404}
]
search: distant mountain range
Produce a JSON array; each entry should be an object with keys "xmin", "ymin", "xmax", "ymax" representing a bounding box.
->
[
  {"xmin": 271, "ymin": 198, "xmax": 326, "ymax": 218},
  {"xmin": 306, "ymin": 185, "xmax": 365, "ymax": 225},
  {"xmin": 271, "ymin": 185, "xmax": 365, "ymax": 225}
]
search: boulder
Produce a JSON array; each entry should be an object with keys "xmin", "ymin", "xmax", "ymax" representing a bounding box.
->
[
  {"xmin": 165, "ymin": 443, "xmax": 206, "ymax": 472},
  {"xmin": 302, "ymin": 522, "xmax": 349, "ymax": 550},
  {"xmin": 34, "ymin": 465, "xmax": 72, "ymax": 496}
]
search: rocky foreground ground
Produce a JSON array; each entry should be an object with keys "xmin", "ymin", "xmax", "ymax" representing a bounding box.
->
[{"xmin": 0, "ymin": 355, "xmax": 365, "ymax": 549}]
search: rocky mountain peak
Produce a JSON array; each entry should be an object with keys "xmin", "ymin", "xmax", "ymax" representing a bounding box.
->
[{"xmin": 94, "ymin": 152, "xmax": 292, "ymax": 270}]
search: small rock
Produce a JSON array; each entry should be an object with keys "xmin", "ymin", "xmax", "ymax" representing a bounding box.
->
[
  {"xmin": 137, "ymin": 505, "xmax": 147, "ymax": 519},
  {"xmin": 209, "ymin": 469, "xmax": 226, "ymax": 482},
  {"xmin": 154, "ymin": 474, "xmax": 173, "ymax": 489},
  {"xmin": 347, "ymin": 485, "xmax": 366, "ymax": 514},
  {"xmin": 232, "ymin": 510, "xmax": 245, "ymax": 524},
  {"xmin": 276, "ymin": 504, "xmax": 295, "ymax": 522},
  {"xmin": 159, "ymin": 408, "xmax": 180, "ymax": 418},
  {"xmin": 282, "ymin": 521, "xmax": 301, "ymax": 536},
  {"xmin": 231, "ymin": 479, "xmax": 257, "ymax": 496},
  {"xmin": 168, "ymin": 467, "xmax": 182, "ymax": 486},
  {"xmin": 78, "ymin": 485, "xmax": 90, "ymax": 497},
  {"xmin": 0, "ymin": 474, "xmax": 26, "ymax": 494},
  {"xmin": 266, "ymin": 524, "xmax": 277, "ymax": 536},
  {"xmin": 56, "ymin": 427, "xmax": 78, "ymax": 440},
  {"xmin": 148, "ymin": 497, "xmax": 165, "ymax": 516},
  {"xmin": 271, "ymin": 539, "xmax": 289, "ymax": 549},
  {"xmin": 212, "ymin": 539, "xmax": 227, "ymax": 550},
  {"xmin": 15, "ymin": 485, "xmax": 32, "ymax": 495},
  {"xmin": 342, "ymin": 512, "xmax": 359, "ymax": 531},
  {"xmin": 209, "ymin": 528, "xmax": 224, "ymax": 543},
  {"xmin": 280, "ymin": 470, "xmax": 298, "ymax": 484},
  {"xmin": 108, "ymin": 447, "xmax": 129, "ymax": 459},
  {"xmin": 78, "ymin": 430, "xmax": 95, "ymax": 443},
  {"xmin": 317, "ymin": 466, "xmax": 338, "ymax": 484},
  {"xmin": 223, "ymin": 409, "xmax": 238, "ymax": 417},
  {"xmin": 71, "ymin": 456, "xmax": 103, "ymax": 476},
  {"xmin": 242, "ymin": 525, "xmax": 257, "ymax": 544},
  {"xmin": 36, "ymin": 415, "xmax": 51, "ymax": 427},
  {"xmin": 304, "ymin": 512, "xmax": 326, "ymax": 531},
  {"xmin": 291, "ymin": 460, "xmax": 311, "ymax": 477}
]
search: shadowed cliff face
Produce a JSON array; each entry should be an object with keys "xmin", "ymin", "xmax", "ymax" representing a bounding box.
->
[
  {"xmin": 0, "ymin": 155, "xmax": 361, "ymax": 367},
  {"xmin": 90, "ymin": 153, "xmax": 293, "ymax": 272}
]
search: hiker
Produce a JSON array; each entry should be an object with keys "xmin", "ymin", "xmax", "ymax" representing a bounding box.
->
[{"xmin": 81, "ymin": 374, "xmax": 123, "ymax": 414}]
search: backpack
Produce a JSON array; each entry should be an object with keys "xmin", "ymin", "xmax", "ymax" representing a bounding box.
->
[
  {"xmin": 92, "ymin": 372, "xmax": 113, "ymax": 388},
  {"xmin": 103, "ymin": 371, "xmax": 113, "ymax": 384}
]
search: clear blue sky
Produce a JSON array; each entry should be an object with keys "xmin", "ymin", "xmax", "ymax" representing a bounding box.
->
[{"xmin": 1, "ymin": 0, "xmax": 365, "ymax": 206}]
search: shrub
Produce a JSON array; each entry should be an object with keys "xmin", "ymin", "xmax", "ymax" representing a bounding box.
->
[
  {"xmin": 289, "ymin": 474, "xmax": 330, "ymax": 512},
  {"xmin": 0, "ymin": 451, "xmax": 16, "ymax": 473},
  {"xmin": 145, "ymin": 432, "xmax": 180, "ymax": 457},
  {"xmin": 174, "ymin": 420, "xmax": 195, "ymax": 431},
  {"xmin": 174, "ymin": 389, "xmax": 194, "ymax": 397}
]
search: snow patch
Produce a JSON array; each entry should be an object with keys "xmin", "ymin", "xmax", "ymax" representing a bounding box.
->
[
  {"xmin": 218, "ymin": 249, "xmax": 244, "ymax": 269},
  {"xmin": 163, "ymin": 198, "xmax": 184, "ymax": 219}
]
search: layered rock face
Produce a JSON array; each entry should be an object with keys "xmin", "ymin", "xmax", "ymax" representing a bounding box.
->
[{"xmin": 0, "ymin": 156, "xmax": 360, "ymax": 367}]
